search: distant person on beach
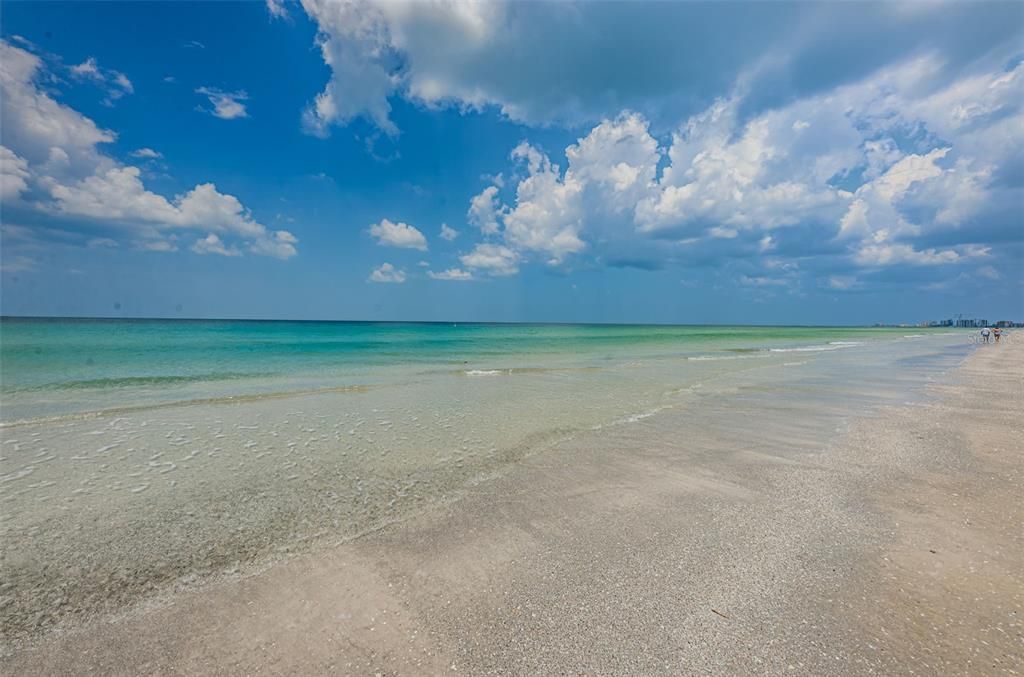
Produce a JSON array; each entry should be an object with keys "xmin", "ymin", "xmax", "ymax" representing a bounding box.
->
[
  {"xmin": 994, "ymin": 327, "xmax": 1002, "ymax": 343},
  {"xmin": 981, "ymin": 327, "xmax": 991, "ymax": 343}
]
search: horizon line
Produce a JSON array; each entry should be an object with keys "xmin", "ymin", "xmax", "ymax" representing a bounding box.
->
[{"xmin": 0, "ymin": 314, "xmax": 980, "ymax": 329}]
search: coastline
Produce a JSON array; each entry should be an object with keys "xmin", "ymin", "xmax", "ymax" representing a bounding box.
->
[{"xmin": 3, "ymin": 337, "xmax": 1021, "ymax": 673}]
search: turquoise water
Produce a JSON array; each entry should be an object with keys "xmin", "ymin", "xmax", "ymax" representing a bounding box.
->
[
  {"xmin": 0, "ymin": 318, "xmax": 940, "ymax": 422},
  {"xmin": 0, "ymin": 318, "xmax": 973, "ymax": 638}
]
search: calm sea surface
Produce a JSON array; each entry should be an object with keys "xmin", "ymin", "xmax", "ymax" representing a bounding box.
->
[
  {"xmin": 0, "ymin": 318, "xmax": 972, "ymax": 638},
  {"xmin": 0, "ymin": 318, "xmax": 957, "ymax": 422}
]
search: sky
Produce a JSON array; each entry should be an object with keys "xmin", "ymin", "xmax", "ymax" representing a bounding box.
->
[{"xmin": 0, "ymin": 0, "xmax": 1021, "ymax": 325}]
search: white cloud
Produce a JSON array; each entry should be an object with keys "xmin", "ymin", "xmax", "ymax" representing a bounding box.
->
[
  {"xmin": 1, "ymin": 41, "xmax": 115, "ymax": 168},
  {"xmin": 0, "ymin": 145, "xmax": 30, "ymax": 200},
  {"xmin": 634, "ymin": 97, "xmax": 847, "ymax": 235},
  {"xmin": 853, "ymin": 242, "xmax": 987, "ymax": 267},
  {"xmin": 112, "ymin": 73, "xmax": 133, "ymax": 93},
  {"xmin": 87, "ymin": 237, "xmax": 119, "ymax": 248},
  {"xmin": 428, "ymin": 267, "xmax": 473, "ymax": 281},
  {"xmin": 250, "ymin": 230, "xmax": 299, "ymax": 259},
  {"xmin": 196, "ymin": 87, "xmax": 249, "ymax": 120},
  {"xmin": 439, "ymin": 223, "xmax": 459, "ymax": 241},
  {"xmin": 563, "ymin": 112, "xmax": 659, "ymax": 212},
  {"xmin": 45, "ymin": 170, "xmax": 292, "ymax": 253},
  {"xmin": 501, "ymin": 142, "xmax": 585, "ymax": 263},
  {"xmin": 467, "ymin": 185, "xmax": 502, "ymax": 235},
  {"xmin": 282, "ymin": 3, "xmax": 774, "ymax": 133},
  {"xmin": 192, "ymin": 233, "xmax": 241, "ymax": 257},
  {"xmin": 70, "ymin": 57, "xmax": 102, "ymax": 81},
  {"xmin": 709, "ymin": 226, "xmax": 738, "ymax": 239},
  {"xmin": 827, "ymin": 275, "xmax": 858, "ymax": 290},
  {"xmin": 70, "ymin": 56, "xmax": 133, "ymax": 104},
  {"xmin": 299, "ymin": 0, "xmax": 403, "ymax": 136},
  {"xmin": 368, "ymin": 262, "xmax": 406, "ymax": 283},
  {"xmin": 460, "ymin": 243, "xmax": 519, "ymax": 276},
  {"xmin": 369, "ymin": 218, "xmax": 427, "ymax": 250},
  {"xmin": 459, "ymin": 52, "xmax": 1022, "ymax": 279},
  {"xmin": 130, "ymin": 148, "xmax": 162, "ymax": 159},
  {"xmin": 0, "ymin": 40, "xmax": 296, "ymax": 259},
  {"xmin": 266, "ymin": 0, "xmax": 290, "ymax": 20}
]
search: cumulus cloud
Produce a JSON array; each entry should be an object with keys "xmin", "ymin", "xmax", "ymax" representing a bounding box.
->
[
  {"xmin": 467, "ymin": 185, "xmax": 502, "ymax": 235},
  {"xmin": 368, "ymin": 262, "xmax": 406, "ymax": 283},
  {"xmin": 457, "ymin": 54, "xmax": 1022, "ymax": 284},
  {"xmin": 369, "ymin": 218, "xmax": 427, "ymax": 250},
  {"xmin": 0, "ymin": 40, "xmax": 297, "ymax": 259},
  {"xmin": 192, "ymin": 233, "xmax": 241, "ymax": 257},
  {"xmin": 460, "ymin": 243, "xmax": 518, "ymax": 276},
  {"xmin": 439, "ymin": 223, "xmax": 459, "ymax": 241},
  {"xmin": 501, "ymin": 142, "xmax": 585, "ymax": 264},
  {"xmin": 0, "ymin": 145, "xmax": 30, "ymax": 200},
  {"xmin": 0, "ymin": 41, "xmax": 115, "ymax": 169},
  {"xmin": 250, "ymin": 230, "xmax": 299, "ymax": 259},
  {"xmin": 428, "ymin": 267, "xmax": 473, "ymax": 281},
  {"xmin": 196, "ymin": 87, "xmax": 249, "ymax": 120},
  {"xmin": 296, "ymin": 1, "xmax": 1021, "ymax": 136},
  {"xmin": 290, "ymin": 1, "xmax": 1021, "ymax": 290}
]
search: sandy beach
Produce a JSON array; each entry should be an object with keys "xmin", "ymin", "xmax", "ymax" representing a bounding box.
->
[{"xmin": 2, "ymin": 336, "xmax": 1021, "ymax": 674}]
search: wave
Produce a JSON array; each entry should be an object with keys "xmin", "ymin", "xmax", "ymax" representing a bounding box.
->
[
  {"xmin": 769, "ymin": 341, "xmax": 862, "ymax": 353},
  {"xmin": 591, "ymin": 404, "xmax": 673, "ymax": 430},
  {"xmin": 458, "ymin": 366, "xmax": 601, "ymax": 376},
  {"xmin": 686, "ymin": 353, "xmax": 767, "ymax": 361},
  {"xmin": 4, "ymin": 372, "xmax": 274, "ymax": 393}
]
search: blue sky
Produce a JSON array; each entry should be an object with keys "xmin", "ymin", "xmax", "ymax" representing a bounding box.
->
[{"xmin": 1, "ymin": 0, "xmax": 1021, "ymax": 324}]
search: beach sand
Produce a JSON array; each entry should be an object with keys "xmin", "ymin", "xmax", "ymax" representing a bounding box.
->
[{"xmin": 3, "ymin": 339, "xmax": 1021, "ymax": 674}]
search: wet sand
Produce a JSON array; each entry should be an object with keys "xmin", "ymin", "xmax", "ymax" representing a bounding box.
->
[{"xmin": 3, "ymin": 338, "xmax": 1021, "ymax": 675}]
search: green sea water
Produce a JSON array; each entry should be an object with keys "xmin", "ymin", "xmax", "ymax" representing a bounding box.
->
[{"xmin": 0, "ymin": 318, "xmax": 942, "ymax": 422}]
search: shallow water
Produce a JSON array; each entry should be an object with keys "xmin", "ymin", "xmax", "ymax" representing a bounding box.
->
[
  {"xmin": 0, "ymin": 319, "xmax": 949, "ymax": 422},
  {"xmin": 0, "ymin": 320, "xmax": 973, "ymax": 638}
]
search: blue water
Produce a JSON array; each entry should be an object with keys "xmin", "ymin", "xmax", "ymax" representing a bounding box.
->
[{"xmin": 0, "ymin": 317, "xmax": 950, "ymax": 422}]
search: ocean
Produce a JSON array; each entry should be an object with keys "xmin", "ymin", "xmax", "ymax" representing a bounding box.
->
[
  {"xmin": 0, "ymin": 319, "xmax": 955, "ymax": 422},
  {"xmin": 0, "ymin": 318, "xmax": 972, "ymax": 638}
]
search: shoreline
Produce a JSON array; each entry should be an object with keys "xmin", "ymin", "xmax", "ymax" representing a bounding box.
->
[{"xmin": 3, "ymin": 339, "xmax": 1021, "ymax": 673}]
